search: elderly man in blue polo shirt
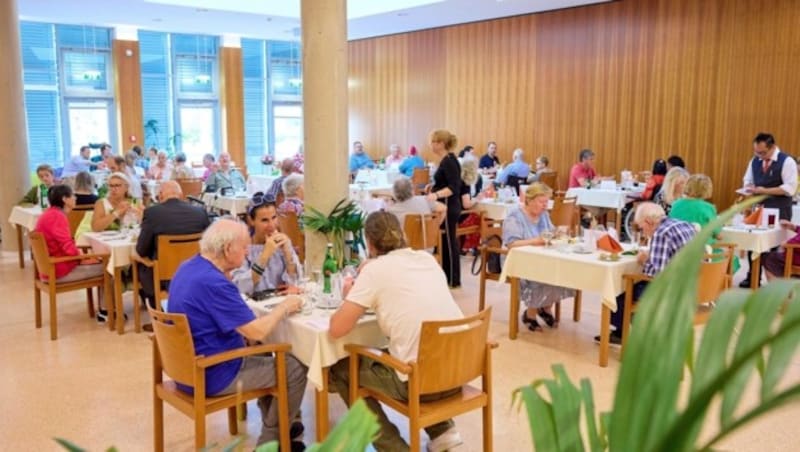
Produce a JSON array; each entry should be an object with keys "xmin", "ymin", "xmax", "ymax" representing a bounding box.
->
[
  {"xmin": 168, "ymin": 219, "xmax": 308, "ymax": 448},
  {"xmin": 496, "ymin": 148, "xmax": 531, "ymax": 186}
]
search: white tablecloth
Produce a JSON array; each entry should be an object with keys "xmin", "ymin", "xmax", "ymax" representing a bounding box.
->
[
  {"xmin": 354, "ymin": 169, "xmax": 389, "ymax": 186},
  {"xmin": 8, "ymin": 205, "xmax": 43, "ymax": 231},
  {"xmin": 247, "ymin": 299, "xmax": 387, "ymax": 390},
  {"xmin": 247, "ymin": 174, "xmax": 279, "ymax": 196},
  {"xmin": 80, "ymin": 231, "xmax": 136, "ymax": 272},
  {"xmin": 477, "ymin": 199, "xmax": 521, "ymax": 220},
  {"xmin": 566, "ymin": 186, "xmax": 644, "ymax": 210},
  {"xmin": 718, "ymin": 226, "xmax": 793, "ymax": 254},
  {"xmin": 202, "ymin": 193, "xmax": 251, "ymax": 217},
  {"xmin": 348, "ymin": 183, "xmax": 394, "ymax": 200},
  {"xmin": 499, "ymin": 244, "xmax": 641, "ymax": 310}
]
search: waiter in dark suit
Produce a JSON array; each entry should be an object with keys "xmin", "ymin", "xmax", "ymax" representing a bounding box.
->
[
  {"xmin": 135, "ymin": 180, "xmax": 210, "ymax": 307},
  {"xmin": 739, "ymin": 132, "xmax": 798, "ymax": 287}
]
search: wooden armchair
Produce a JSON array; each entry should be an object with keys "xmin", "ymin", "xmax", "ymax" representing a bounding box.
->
[
  {"xmin": 783, "ymin": 243, "xmax": 800, "ymax": 278},
  {"xmin": 346, "ymin": 308, "xmax": 497, "ymax": 452},
  {"xmin": 29, "ymin": 231, "xmax": 110, "ymax": 340},
  {"xmin": 411, "ymin": 167, "xmax": 430, "ymax": 195},
  {"xmin": 132, "ymin": 233, "xmax": 202, "ymax": 332},
  {"xmin": 67, "ymin": 204, "xmax": 95, "ymax": 238},
  {"xmin": 149, "ymin": 308, "xmax": 291, "ymax": 451},
  {"xmin": 176, "ymin": 178, "xmax": 203, "ymax": 199},
  {"xmin": 538, "ymin": 171, "xmax": 558, "ymax": 191},
  {"xmin": 404, "ymin": 213, "xmax": 442, "ymax": 264},
  {"xmin": 621, "ymin": 246, "xmax": 733, "ymax": 350},
  {"xmin": 278, "ymin": 211, "xmax": 305, "ymax": 262}
]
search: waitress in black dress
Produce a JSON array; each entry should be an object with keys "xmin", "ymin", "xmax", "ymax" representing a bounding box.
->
[{"xmin": 427, "ymin": 129, "xmax": 463, "ymax": 288}]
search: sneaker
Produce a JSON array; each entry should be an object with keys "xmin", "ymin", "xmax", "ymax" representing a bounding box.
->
[
  {"xmin": 290, "ymin": 421, "xmax": 304, "ymax": 440},
  {"xmin": 427, "ymin": 427, "xmax": 463, "ymax": 452},
  {"xmin": 95, "ymin": 309, "xmax": 128, "ymax": 324},
  {"xmin": 593, "ymin": 333, "xmax": 622, "ymax": 346}
]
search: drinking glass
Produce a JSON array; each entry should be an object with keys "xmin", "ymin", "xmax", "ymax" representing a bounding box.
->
[
  {"xmin": 556, "ymin": 225, "xmax": 569, "ymax": 240},
  {"xmin": 541, "ymin": 229, "xmax": 555, "ymax": 247}
]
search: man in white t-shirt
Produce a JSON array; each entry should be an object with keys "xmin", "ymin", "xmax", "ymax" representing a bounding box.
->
[{"xmin": 329, "ymin": 211, "xmax": 464, "ymax": 452}]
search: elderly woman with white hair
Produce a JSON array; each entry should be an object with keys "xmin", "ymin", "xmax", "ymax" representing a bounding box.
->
[
  {"xmin": 386, "ymin": 177, "xmax": 446, "ymax": 226},
  {"xmin": 91, "ymin": 172, "xmax": 143, "ymax": 231},
  {"xmin": 147, "ymin": 150, "xmax": 172, "ymax": 182},
  {"xmin": 277, "ymin": 173, "xmax": 305, "ymax": 217}
]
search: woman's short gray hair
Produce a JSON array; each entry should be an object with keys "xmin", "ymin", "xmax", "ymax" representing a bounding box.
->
[
  {"xmin": 461, "ymin": 158, "xmax": 479, "ymax": 186},
  {"xmin": 392, "ymin": 177, "xmax": 414, "ymax": 202},
  {"xmin": 282, "ymin": 174, "xmax": 304, "ymax": 197},
  {"xmin": 200, "ymin": 219, "xmax": 247, "ymax": 258}
]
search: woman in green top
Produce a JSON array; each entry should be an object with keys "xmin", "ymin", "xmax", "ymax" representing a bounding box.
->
[{"xmin": 669, "ymin": 173, "xmax": 718, "ymax": 234}]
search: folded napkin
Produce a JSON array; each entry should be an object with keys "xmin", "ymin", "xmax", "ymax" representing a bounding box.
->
[
  {"xmin": 743, "ymin": 206, "xmax": 763, "ymax": 225},
  {"xmin": 596, "ymin": 233, "xmax": 623, "ymax": 253}
]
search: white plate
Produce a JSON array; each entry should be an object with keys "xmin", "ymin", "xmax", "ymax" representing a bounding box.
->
[{"xmin": 572, "ymin": 247, "xmax": 593, "ymax": 254}]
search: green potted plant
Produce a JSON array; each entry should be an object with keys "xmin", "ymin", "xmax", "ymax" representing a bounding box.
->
[
  {"xmin": 516, "ymin": 197, "xmax": 800, "ymax": 451},
  {"xmin": 303, "ymin": 199, "xmax": 366, "ymax": 269}
]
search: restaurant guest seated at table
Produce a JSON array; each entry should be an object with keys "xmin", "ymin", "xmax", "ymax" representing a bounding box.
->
[
  {"xmin": 267, "ymin": 158, "xmax": 296, "ymax": 200},
  {"xmin": 34, "ymin": 185, "xmax": 108, "ymax": 320},
  {"xmin": 398, "ymin": 145, "xmax": 426, "ymax": 178},
  {"xmin": 598, "ymin": 202, "xmax": 696, "ymax": 345},
  {"xmin": 503, "ymin": 183, "xmax": 575, "ymax": 331},
  {"xmin": 328, "ymin": 211, "xmax": 466, "ymax": 452},
  {"xmin": 135, "ymin": 181, "xmax": 210, "ymax": 310},
  {"xmin": 495, "ymin": 148, "xmax": 531, "ymax": 188},
  {"xmin": 204, "ymin": 152, "xmax": 246, "ymax": 193},
  {"xmin": 61, "ymin": 145, "xmax": 93, "ymax": 178},
  {"xmin": 349, "ymin": 141, "xmax": 375, "ymax": 176},
  {"xmin": 458, "ymin": 158, "xmax": 484, "ymax": 254},
  {"xmin": 147, "ymin": 150, "xmax": 172, "ymax": 182},
  {"xmin": 201, "ymin": 153, "xmax": 215, "ymax": 181},
  {"xmin": 167, "ymin": 219, "xmax": 308, "ymax": 449},
  {"xmin": 170, "ymin": 152, "xmax": 194, "ymax": 180},
  {"xmin": 19, "ymin": 164, "xmax": 56, "ymax": 206},
  {"xmin": 762, "ymin": 219, "xmax": 800, "ymax": 282},
  {"xmin": 386, "ymin": 177, "xmax": 445, "ymax": 226},
  {"xmin": 91, "ymin": 172, "xmax": 143, "ymax": 232},
  {"xmin": 232, "ymin": 193, "xmax": 301, "ymax": 296},
  {"xmin": 73, "ymin": 171, "xmax": 98, "ymax": 205},
  {"xmin": 277, "ymin": 174, "xmax": 305, "ymax": 218}
]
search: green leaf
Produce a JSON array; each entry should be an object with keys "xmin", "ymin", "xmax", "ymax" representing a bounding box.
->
[
  {"xmin": 763, "ymin": 281, "xmax": 800, "ymax": 399},
  {"xmin": 543, "ymin": 365, "xmax": 584, "ymax": 452},
  {"xmin": 518, "ymin": 384, "xmax": 559, "ymax": 451},
  {"xmin": 53, "ymin": 438, "xmax": 87, "ymax": 452},
  {"xmin": 579, "ymin": 379, "xmax": 605, "ymax": 452},
  {"xmin": 720, "ymin": 281, "xmax": 791, "ymax": 427}
]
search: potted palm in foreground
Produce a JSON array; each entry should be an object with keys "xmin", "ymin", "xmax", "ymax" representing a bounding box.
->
[{"xmin": 516, "ymin": 197, "xmax": 800, "ymax": 451}]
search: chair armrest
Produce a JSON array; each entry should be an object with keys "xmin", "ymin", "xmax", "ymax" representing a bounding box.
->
[
  {"xmin": 131, "ymin": 254, "xmax": 155, "ymax": 267},
  {"xmin": 783, "ymin": 243, "xmax": 800, "ymax": 250},
  {"xmin": 50, "ymin": 253, "xmax": 110, "ymax": 264},
  {"xmin": 345, "ymin": 345, "xmax": 413, "ymax": 375},
  {"xmin": 196, "ymin": 343, "xmax": 291, "ymax": 369},
  {"xmin": 481, "ymin": 246, "xmax": 508, "ymax": 256},
  {"xmin": 623, "ymin": 273, "xmax": 652, "ymax": 284}
]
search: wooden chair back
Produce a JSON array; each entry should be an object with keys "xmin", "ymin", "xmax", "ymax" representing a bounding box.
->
[
  {"xmin": 550, "ymin": 195, "xmax": 579, "ymax": 231},
  {"xmin": 278, "ymin": 212, "xmax": 305, "ymax": 262},
  {"xmin": 176, "ymin": 178, "xmax": 203, "ymax": 199},
  {"xmin": 411, "ymin": 167, "xmax": 430, "ymax": 194},
  {"xmin": 697, "ymin": 247, "xmax": 732, "ymax": 304},
  {"xmin": 155, "ymin": 233, "xmax": 203, "ymax": 287},
  {"xmin": 29, "ymin": 231, "xmax": 52, "ymax": 279},
  {"xmin": 783, "ymin": 244, "xmax": 800, "ymax": 278},
  {"xmin": 417, "ymin": 308, "xmax": 492, "ymax": 394},
  {"xmin": 150, "ymin": 309, "xmax": 197, "ymax": 386},
  {"xmin": 67, "ymin": 204, "xmax": 95, "ymax": 238},
  {"xmin": 538, "ymin": 171, "xmax": 558, "ymax": 190},
  {"xmin": 404, "ymin": 214, "xmax": 441, "ymax": 260}
]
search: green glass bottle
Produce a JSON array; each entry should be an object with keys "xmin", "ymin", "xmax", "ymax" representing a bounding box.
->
[
  {"xmin": 322, "ymin": 243, "xmax": 337, "ymax": 294},
  {"xmin": 39, "ymin": 184, "xmax": 49, "ymax": 208}
]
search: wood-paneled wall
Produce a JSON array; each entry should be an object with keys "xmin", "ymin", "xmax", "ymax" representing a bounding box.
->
[
  {"xmin": 112, "ymin": 40, "xmax": 143, "ymax": 154},
  {"xmin": 348, "ymin": 0, "xmax": 800, "ymax": 208}
]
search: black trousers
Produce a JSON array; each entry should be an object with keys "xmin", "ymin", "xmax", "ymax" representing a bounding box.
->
[
  {"xmin": 440, "ymin": 208, "xmax": 462, "ymax": 287},
  {"xmin": 611, "ymin": 281, "xmax": 649, "ymax": 335}
]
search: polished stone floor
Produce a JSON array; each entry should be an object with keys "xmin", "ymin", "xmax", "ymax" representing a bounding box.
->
[{"xmin": 1, "ymin": 250, "xmax": 798, "ymax": 451}]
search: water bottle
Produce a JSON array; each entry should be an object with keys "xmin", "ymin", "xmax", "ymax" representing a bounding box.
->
[
  {"xmin": 39, "ymin": 184, "xmax": 49, "ymax": 208},
  {"xmin": 322, "ymin": 243, "xmax": 337, "ymax": 294}
]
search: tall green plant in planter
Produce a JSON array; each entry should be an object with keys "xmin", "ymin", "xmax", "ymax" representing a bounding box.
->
[
  {"xmin": 516, "ymin": 198, "xmax": 800, "ymax": 451},
  {"xmin": 303, "ymin": 199, "xmax": 366, "ymax": 269}
]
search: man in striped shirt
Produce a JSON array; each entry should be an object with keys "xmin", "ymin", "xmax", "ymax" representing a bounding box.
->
[{"xmin": 597, "ymin": 201, "xmax": 697, "ymax": 344}]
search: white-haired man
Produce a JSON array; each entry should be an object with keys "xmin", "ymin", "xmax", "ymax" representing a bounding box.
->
[
  {"xmin": 204, "ymin": 152, "xmax": 246, "ymax": 192},
  {"xmin": 168, "ymin": 219, "xmax": 308, "ymax": 448},
  {"xmin": 496, "ymin": 148, "xmax": 531, "ymax": 186},
  {"xmin": 598, "ymin": 202, "xmax": 696, "ymax": 344}
]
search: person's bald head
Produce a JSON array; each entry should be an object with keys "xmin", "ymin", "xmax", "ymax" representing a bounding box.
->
[{"xmin": 159, "ymin": 180, "xmax": 183, "ymax": 201}]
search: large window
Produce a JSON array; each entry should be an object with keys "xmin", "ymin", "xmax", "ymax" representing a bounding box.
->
[
  {"xmin": 19, "ymin": 22, "xmax": 113, "ymax": 171},
  {"xmin": 242, "ymin": 39, "xmax": 302, "ymax": 174}
]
